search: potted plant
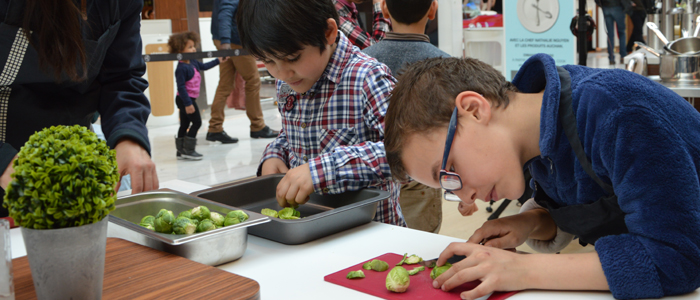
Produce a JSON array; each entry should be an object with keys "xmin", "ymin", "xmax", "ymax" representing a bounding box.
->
[{"xmin": 3, "ymin": 125, "xmax": 120, "ymax": 299}]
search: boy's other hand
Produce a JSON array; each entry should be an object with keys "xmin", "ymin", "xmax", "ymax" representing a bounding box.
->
[
  {"xmin": 276, "ymin": 163, "xmax": 313, "ymax": 207},
  {"xmin": 185, "ymin": 105, "xmax": 195, "ymax": 114},
  {"xmin": 458, "ymin": 201, "xmax": 479, "ymax": 216},
  {"xmin": 433, "ymin": 242, "xmax": 529, "ymax": 300},
  {"xmin": 261, "ymin": 158, "xmax": 289, "ymax": 176},
  {"xmin": 466, "ymin": 212, "xmax": 540, "ymax": 249}
]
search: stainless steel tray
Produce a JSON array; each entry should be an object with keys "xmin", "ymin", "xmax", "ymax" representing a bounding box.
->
[
  {"xmin": 191, "ymin": 174, "xmax": 389, "ymax": 245},
  {"xmin": 107, "ymin": 189, "xmax": 269, "ymax": 266}
]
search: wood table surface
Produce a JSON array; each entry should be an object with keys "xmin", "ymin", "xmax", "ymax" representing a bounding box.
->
[{"xmin": 12, "ymin": 238, "xmax": 260, "ymax": 299}]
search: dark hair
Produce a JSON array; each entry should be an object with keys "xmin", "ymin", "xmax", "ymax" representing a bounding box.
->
[
  {"xmin": 23, "ymin": 0, "xmax": 86, "ymax": 82},
  {"xmin": 237, "ymin": 0, "xmax": 339, "ymax": 59},
  {"xmin": 385, "ymin": 0, "xmax": 434, "ymax": 24},
  {"xmin": 384, "ymin": 57, "xmax": 519, "ymax": 181},
  {"xmin": 168, "ymin": 31, "xmax": 200, "ymax": 54}
]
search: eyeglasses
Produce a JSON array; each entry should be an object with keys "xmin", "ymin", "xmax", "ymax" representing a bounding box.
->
[{"xmin": 440, "ymin": 107, "xmax": 462, "ymax": 191}]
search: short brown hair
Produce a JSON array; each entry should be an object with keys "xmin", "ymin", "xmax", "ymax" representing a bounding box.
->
[
  {"xmin": 384, "ymin": 57, "xmax": 519, "ymax": 182},
  {"xmin": 168, "ymin": 31, "xmax": 200, "ymax": 54}
]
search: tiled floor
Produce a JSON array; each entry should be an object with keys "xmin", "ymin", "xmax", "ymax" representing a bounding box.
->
[{"xmin": 143, "ymin": 52, "xmax": 619, "ymax": 254}]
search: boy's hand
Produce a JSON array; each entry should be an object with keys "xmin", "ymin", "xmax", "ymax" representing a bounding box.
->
[
  {"xmin": 466, "ymin": 210, "xmax": 542, "ymax": 249},
  {"xmin": 276, "ymin": 163, "xmax": 313, "ymax": 207},
  {"xmin": 185, "ymin": 105, "xmax": 195, "ymax": 114},
  {"xmin": 260, "ymin": 158, "xmax": 289, "ymax": 176},
  {"xmin": 433, "ymin": 242, "xmax": 530, "ymax": 300},
  {"xmin": 458, "ymin": 201, "xmax": 479, "ymax": 216}
]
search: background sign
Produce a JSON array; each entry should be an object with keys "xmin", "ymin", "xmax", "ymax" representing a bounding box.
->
[{"xmin": 504, "ymin": 0, "xmax": 575, "ymax": 80}]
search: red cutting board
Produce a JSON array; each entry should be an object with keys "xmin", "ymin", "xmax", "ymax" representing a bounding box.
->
[{"xmin": 324, "ymin": 253, "xmax": 519, "ymax": 300}]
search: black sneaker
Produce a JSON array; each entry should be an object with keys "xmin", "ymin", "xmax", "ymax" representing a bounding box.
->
[
  {"xmin": 206, "ymin": 131, "xmax": 239, "ymax": 144},
  {"xmin": 250, "ymin": 126, "xmax": 280, "ymax": 139}
]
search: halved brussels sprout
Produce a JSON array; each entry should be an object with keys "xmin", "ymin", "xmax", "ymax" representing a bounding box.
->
[
  {"xmin": 386, "ymin": 266, "xmax": 410, "ymax": 293},
  {"xmin": 346, "ymin": 270, "xmax": 365, "ymax": 279},
  {"xmin": 172, "ymin": 217, "xmax": 197, "ymax": 235},
  {"xmin": 362, "ymin": 259, "xmax": 389, "ymax": 272},
  {"xmin": 430, "ymin": 262, "xmax": 452, "ymax": 280},
  {"xmin": 210, "ymin": 212, "xmax": 225, "ymax": 226},
  {"xmin": 190, "ymin": 206, "xmax": 211, "ymax": 221},
  {"xmin": 405, "ymin": 255, "xmax": 423, "ymax": 265},
  {"xmin": 396, "ymin": 253, "xmax": 408, "ymax": 266},
  {"xmin": 261, "ymin": 208, "xmax": 278, "ymax": 218},
  {"xmin": 408, "ymin": 266, "xmax": 425, "ymax": 276},
  {"xmin": 196, "ymin": 219, "xmax": 216, "ymax": 232},
  {"xmin": 278, "ymin": 207, "xmax": 301, "ymax": 219}
]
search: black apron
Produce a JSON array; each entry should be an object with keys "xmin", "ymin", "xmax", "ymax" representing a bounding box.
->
[
  {"xmin": 532, "ymin": 67, "xmax": 629, "ymax": 246},
  {"xmin": 0, "ymin": 0, "xmax": 121, "ymax": 217}
]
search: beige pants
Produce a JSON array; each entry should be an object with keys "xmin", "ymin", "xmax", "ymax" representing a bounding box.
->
[
  {"xmin": 210, "ymin": 40, "xmax": 265, "ymax": 132},
  {"xmin": 399, "ymin": 181, "xmax": 443, "ymax": 233}
]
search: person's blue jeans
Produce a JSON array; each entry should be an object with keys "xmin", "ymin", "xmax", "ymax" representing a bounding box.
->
[{"xmin": 602, "ymin": 6, "xmax": 628, "ymax": 62}]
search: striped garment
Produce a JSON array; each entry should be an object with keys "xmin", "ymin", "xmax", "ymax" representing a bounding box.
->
[
  {"xmin": 334, "ymin": 0, "xmax": 391, "ymax": 50},
  {"xmin": 258, "ymin": 32, "xmax": 406, "ymax": 227}
]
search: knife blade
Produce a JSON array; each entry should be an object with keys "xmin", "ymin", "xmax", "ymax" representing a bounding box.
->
[{"xmin": 418, "ymin": 254, "xmax": 466, "ymax": 268}]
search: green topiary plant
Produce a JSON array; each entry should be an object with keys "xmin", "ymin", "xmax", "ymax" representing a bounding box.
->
[{"xmin": 3, "ymin": 125, "xmax": 120, "ymax": 229}]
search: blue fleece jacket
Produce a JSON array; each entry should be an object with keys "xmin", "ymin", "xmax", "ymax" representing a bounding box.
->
[
  {"xmin": 211, "ymin": 0, "xmax": 240, "ymax": 45},
  {"xmin": 514, "ymin": 54, "xmax": 700, "ymax": 299}
]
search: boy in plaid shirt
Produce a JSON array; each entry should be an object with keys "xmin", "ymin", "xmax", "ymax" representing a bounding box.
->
[{"xmin": 237, "ymin": 0, "xmax": 406, "ymax": 226}]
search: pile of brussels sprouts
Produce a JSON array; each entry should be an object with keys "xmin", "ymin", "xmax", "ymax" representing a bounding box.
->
[
  {"xmin": 346, "ymin": 253, "xmax": 453, "ymax": 293},
  {"xmin": 139, "ymin": 206, "xmax": 249, "ymax": 234}
]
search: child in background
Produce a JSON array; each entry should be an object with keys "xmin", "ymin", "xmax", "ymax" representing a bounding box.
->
[
  {"xmin": 237, "ymin": 0, "xmax": 406, "ymax": 226},
  {"xmin": 363, "ymin": 0, "xmax": 451, "ymax": 233},
  {"xmin": 384, "ymin": 56, "xmax": 700, "ymax": 299},
  {"xmin": 168, "ymin": 31, "xmax": 225, "ymax": 160}
]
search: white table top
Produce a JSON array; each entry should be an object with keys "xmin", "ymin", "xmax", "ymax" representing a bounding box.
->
[{"xmin": 11, "ymin": 180, "xmax": 700, "ymax": 300}]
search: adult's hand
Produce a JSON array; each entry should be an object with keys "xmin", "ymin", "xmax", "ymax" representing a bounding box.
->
[
  {"xmin": 260, "ymin": 158, "xmax": 289, "ymax": 176},
  {"xmin": 0, "ymin": 155, "xmax": 17, "ymax": 190},
  {"xmin": 115, "ymin": 139, "xmax": 159, "ymax": 194},
  {"xmin": 276, "ymin": 163, "xmax": 313, "ymax": 207}
]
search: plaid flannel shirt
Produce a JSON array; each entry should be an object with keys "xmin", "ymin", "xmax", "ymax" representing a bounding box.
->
[
  {"xmin": 258, "ymin": 32, "xmax": 406, "ymax": 227},
  {"xmin": 335, "ymin": 0, "xmax": 391, "ymax": 50}
]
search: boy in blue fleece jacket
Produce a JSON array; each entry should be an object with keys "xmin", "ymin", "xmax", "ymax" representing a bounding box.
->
[{"xmin": 384, "ymin": 55, "xmax": 700, "ymax": 299}]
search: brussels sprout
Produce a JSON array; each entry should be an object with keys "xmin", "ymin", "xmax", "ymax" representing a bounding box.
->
[
  {"xmin": 223, "ymin": 216, "xmax": 240, "ymax": 226},
  {"xmin": 278, "ymin": 207, "xmax": 301, "ymax": 219},
  {"xmin": 190, "ymin": 206, "xmax": 211, "ymax": 221},
  {"xmin": 178, "ymin": 210, "xmax": 192, "ymax": 219},
  {"xmin": 261, "ymin": 208, "xmax": 278, "ymax": 218},
  {"xmin": 226, "ymin": 210, "xmax": 249, "ymax": 223},
  {"xmin": 172, "ymin": 217, "xmax": 197, "ymax": 235},
  {"xmin": 155, "ymin": 209, "xmax": 175, "ymax": 224},
  {"xmin": 346, "ymin": 270, "xmax": 365, "ymax": 279},
  {"xmin": 362, "ymin": 259, "xmax": 389, "ymax": 272},
  {"xmin": 210, "ymin": 212, "xmax": 225, "ymax": 226},
  {"xmin": 154, "ymin": 216, "xmax": 173, "ymax": 233},
  {"xmin": 430, "ymin": 262, "xmax": 452, "ymax": 280},
  {"xmin": 386, "ymin": 266, "xmax": 410, "ymax": 293},
  {"xmin": 140, "ymin": 215, "xmax": 155, "ymax": 227},
  {"xmin": 196, "ymin": 219, "xmax": 217, "ymax": 232},
  {"xmin": 396, "ymin": 253, "xmax": 408, "ymax": 266},
  {"xmin": 405, "ymin": 255, "xmax": 423, "ymax": 265},
  {"xmin": 191, "ymin": 218, "xmax": 200, "ymax": 226},
  {"xmin": 140, "ymin": 223, "xmax": 155, "ymax": 231},
  {"xmin": 408, "ymin": 266, "xmax": 425, "ymax": 276}
]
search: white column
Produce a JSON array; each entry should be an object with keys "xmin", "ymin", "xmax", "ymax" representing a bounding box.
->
[{"xmin": 438, "ymin": 0, "xmax": 464, "ymax": 57}]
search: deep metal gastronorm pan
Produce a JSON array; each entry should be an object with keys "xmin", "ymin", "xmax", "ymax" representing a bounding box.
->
[
  {"xmin": 107, "ymin": 189, "xmax": 269, "ymax": 266},
  {"xmin": 191, "ymin": 174, "xmax": 389, "ymax": 245}
]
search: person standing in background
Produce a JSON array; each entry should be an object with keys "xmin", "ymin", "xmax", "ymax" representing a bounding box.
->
[
  {"xmin": 334, "ymin": 0, "xmax": 391, "ymax": 50},
  {"xmin": 209, "ymin": 0, "xmax": 279, "ymax": 144},
  {"xmin": 626, "ymin": 0, "xmax": 646, "ymax": 54},
  {"xmin": 364, "ymin": 0, "xmax": 455, "ymax": 233},
  {"xmin": 599, "ymin": 0, "xmax": 629, "ymax": 65}
]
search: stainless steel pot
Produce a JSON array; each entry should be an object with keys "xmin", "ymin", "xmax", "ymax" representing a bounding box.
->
[{"xmin": 636, "ymin": 42, "xmax": 700, "ymax": 81}]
